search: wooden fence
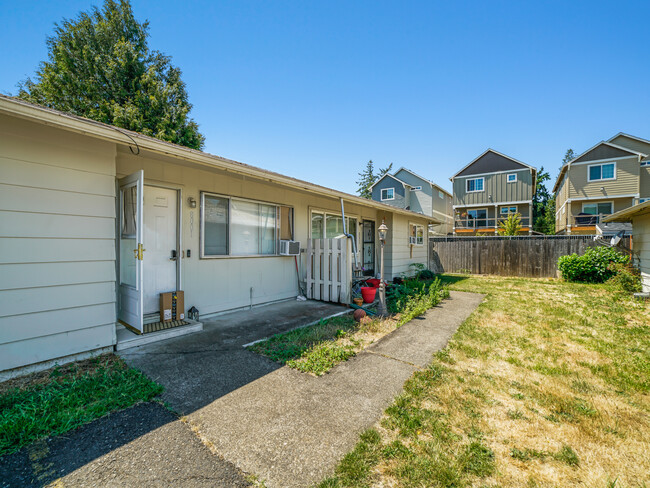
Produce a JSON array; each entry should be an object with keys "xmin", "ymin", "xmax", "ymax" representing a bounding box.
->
[
  {"xmin": 429, "ymin": 235, "xmax": 631, "ymax": 278},
  {"xmin": 306, "ymin": 238, "xmax": 352, "ymax": 303}
]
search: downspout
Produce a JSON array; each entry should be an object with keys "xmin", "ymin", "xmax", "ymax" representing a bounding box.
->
[{"xmin": 340, "ymin": 198, "xmax": 359, "ymax": 268}]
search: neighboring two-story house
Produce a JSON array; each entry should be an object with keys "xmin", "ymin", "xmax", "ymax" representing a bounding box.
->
[
  {"xmin": 451, "ymin": 149, "xmax": 536, "ymax": 235},
  {"xmin": 370, "ymin": 167, "xmax": 453, "ymax": 234},
  {"xmin": 553, "ymin": 133, "xmax": 650, "ymax": 234}
]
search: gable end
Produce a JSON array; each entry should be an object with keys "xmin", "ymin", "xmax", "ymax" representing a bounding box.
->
[
  {"xmin": 572, "ymin": 144, "xmax": 636, "ymax": 164},
  {"xmin": 455, "ymin": 150, "xmax": 530, "ymax": 177}
]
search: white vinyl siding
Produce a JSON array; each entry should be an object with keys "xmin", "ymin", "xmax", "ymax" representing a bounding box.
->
[{"xmin": 0, "ymin": 114, "xmax": 117, "ymax": 372}]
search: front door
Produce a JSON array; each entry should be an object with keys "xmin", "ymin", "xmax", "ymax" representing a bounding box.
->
[
  {"xmin": 362, "ymin": 220, "xmax": 375, "ymax": 276},
  {"xmin": 118, "ymin": 171, "xmax": 144, "ymax": 332},
  {"xmin": 143, "ymin": 186, "xmax": 178, "ymax": 315}
]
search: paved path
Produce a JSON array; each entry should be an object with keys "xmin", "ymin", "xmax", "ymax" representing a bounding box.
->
[
  {"xmin": 186, "ymin": 291, "xmax": 483, "ymax": 487},
  {"xmin": 1, "ymin": 292, "xmax": 482, "ymax": 487}
]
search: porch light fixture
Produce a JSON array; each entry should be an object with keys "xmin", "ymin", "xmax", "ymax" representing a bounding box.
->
[
  {"xmin": 188, "ymin": 197, "xmax": 197, "ymax": 208},
  {"xmin": 377, "ymin": 219, "xmax": 388, "ymax": 316}
]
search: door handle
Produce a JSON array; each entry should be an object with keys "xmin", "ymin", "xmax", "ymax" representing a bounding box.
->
[
  {"xmin": 170, "ymin": 250, "xmax": 177, "ymax": 261},
  {"xmin": 133, "ymin": 244, "xmax": 145, "ymax": 260}
]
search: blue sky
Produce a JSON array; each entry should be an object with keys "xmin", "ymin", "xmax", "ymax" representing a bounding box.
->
[{"xmin": 1, "ymin": 0, "xmax": 649, "ymax": 194}]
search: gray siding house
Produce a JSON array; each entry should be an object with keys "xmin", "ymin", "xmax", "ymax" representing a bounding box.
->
[
  {"xmin": 371, "ymin": 168, "xmax": 453, "ymax": 234},
  {"xmin": 451, "ymin": 149, "xmax": 536, "ymax": 235}
]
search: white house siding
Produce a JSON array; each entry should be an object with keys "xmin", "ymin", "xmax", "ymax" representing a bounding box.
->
[
  {"xmin": 633, "ymin": 213, "xmax": 650, "ymax": 292},
  {"xmin": 116, "ymin": 148, "xmax": 417, "ymax": 317},
  {"xmin": 0, "ymin": 115, "xmax": 117, "ymax": 372},
  {"xmin": 383, "ymin": 213, "xmax": 429, "ymax": 280}
]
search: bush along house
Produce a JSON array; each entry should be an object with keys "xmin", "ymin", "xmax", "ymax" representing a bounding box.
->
[
  {"xmin": 0, "ymin": 95, "xmax": 439, "ymax": 378},
  {"xmin": 554, "ymin": 133, "xmax": 650, "ymax": 235},
  {"xmin": 451, "ymin": 149, "xmax": 536, "ymax": 235}
]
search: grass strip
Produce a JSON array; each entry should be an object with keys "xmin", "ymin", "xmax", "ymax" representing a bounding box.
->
[
  {"xmin": 248, "ymin": 278, "xmax": 449, "ymax": 375},
  {"xmin": 0, "ymin": 354, "xmax": 163, "ymax": 456}
]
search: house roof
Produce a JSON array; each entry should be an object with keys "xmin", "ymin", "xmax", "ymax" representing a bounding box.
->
[
  {"xmin": 368, "ymin": 172, "xmax": 411, "ymax": 191},
  {"xmin": 393, "ymin": 167, "xmax": 452, "ymax": 197},
  {"xmin": 603, "ymin": 200, "xmax": 650, "ymax": 222},
  {"xmin": 607, "ymin": 132, "xmax": 650, "ymax": 147},
  {"xmin": 0, "ymin": 95, "xmax": 440, "ymax": 223},
  {"xmin": 451, "ymin": 149, "xmax": 536, "ymax": 179},
  {"xmin": 552, "ymin": 141, "xmax": 645, "ymax": 193}
]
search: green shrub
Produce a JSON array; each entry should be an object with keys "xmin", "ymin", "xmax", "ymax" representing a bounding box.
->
[
  {"xmin": 606, "ymin": 263, "xmax": 642, "ymax": 293},
  {"xmin": 417, "ymin": 269, "xmax": 436, "ymax": 280},
  {"xmin": 558, "ymin": 246, "xmax": 629, "ymax": 283}
]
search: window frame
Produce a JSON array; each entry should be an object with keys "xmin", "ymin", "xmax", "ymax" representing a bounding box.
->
[
  {"xmin": 581, "ymin": 201, "xmax": 613, "ymax": 216},
  {"xmin": 466, "ymin": 177, "xmax": 485, "ymax": 193},
  {"xmin": 507, "ymin": 173, "xmax": 517, "ymax": 183},
  {"xmin": 641, "ymin": 160, "xmax": 649, "ymax": 167},
  {"xmin": 409, "ymin": 223, "xmax": 425, "ymax": 246},
  {"xmin": 466, "ymin": 208, "xmax": 488, "ymax": 228},
  {"xmin": 410, "ymin": 186, "xmax": 422, "ymax": 191},
  {"xmin": 500, "ymin": 205, "xmax": 518, "ymax": 215},
  {"xmin": 587, "ymin": 162, "xmax": 617, "ymax": 182},
  {"xmin": 200, "ymin": 191, "xmax": 293, "ymax": 259},
  {"xmin": 380, "ymin": 188, "xmax": 395, "ymax": 200},
  {"xmin": 640, "ymin": 198, "xmax": 649, "ymax": 203}
]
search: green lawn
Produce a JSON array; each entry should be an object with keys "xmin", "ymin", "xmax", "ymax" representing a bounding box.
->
[
  {"xmin": 0, "ymin": 354, "xmax": 162, "ymax": 456},
  {"xmin": 320, "ymin": 275, "xmax": 650, "ymax": 488}
]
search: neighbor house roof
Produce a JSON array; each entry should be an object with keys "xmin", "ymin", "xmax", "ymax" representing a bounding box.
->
[
  {"xmin": 607, "ymin": 132, "xmax": 650, "ymax": 147},
  {"xmin": 0, "ymin": 95, "xmax": 440, "ymax": 223},
  {"xmin": 603, "ymin": 200, "xmax": 650, "ymax": 222},
  {"xmin": 394, "ymin": 167, "xmax": 452, "ymax": 197},
  {"xmin": 368, "ymin": 172, "xmax": 412, "ymax": 190},
  {"xmin": 451, "ymin": 148, "xmax": 536, "ymax": 179},
  {"xmin": 552, "ymin": 140, "xmax": 646, "ymax": 193}
]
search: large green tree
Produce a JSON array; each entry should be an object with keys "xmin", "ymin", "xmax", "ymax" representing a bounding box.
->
[
  {"xmin": 356, "ymin": 160, "xmax": 393, "ymax": 199},
  {"xmin": 533, "ymin": 166, "xmax": 555, "ymax": 234},
  {"xmin": 18, "ymin": 0, "xmax": 205, "ymax": 150}
]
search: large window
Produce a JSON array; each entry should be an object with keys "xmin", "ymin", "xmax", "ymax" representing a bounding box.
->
[
  {"xmin": 311, "ymin": 211, "xmax": 357, "ymax": 239},
  {"xmin": 588, "ymin": 162, "xmax": 616, "ymax": 181},
  {"xmin": 201, "ymin": 193, "xmax": 293, "ymax": 257},
  {"xmin": 466, "ymin": 178, "xmax": 484, "ymax": 192},
  {"xmin": 500, "ymin": 206, "xmax": 517, "ymax": 215},
  {"xmin": 381, "ymin": 188, "xmax": 395, "ymax": 200},
  {"xmin": 582, "ymin": 202, "xmax": 612, "ymax": 216},
  {"xmin": 467, "ymin": 208, "xmax": 488, "ymax": 227}
]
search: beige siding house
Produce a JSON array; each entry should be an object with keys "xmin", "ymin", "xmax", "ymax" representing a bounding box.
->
[
  {"xmin": 0, "ymin": 96, "xmax": 437, "ymax": 377},
  {"xmin": 451, "ymin": 149, "xmax": 536, "ymax": 235},
  {"xmin": 604, "ymin": 201, "xmax": 650, "ymax": 292},
  {"xmin": 553, "ymin": 134, "xmax": 650, "ymax": 234}
]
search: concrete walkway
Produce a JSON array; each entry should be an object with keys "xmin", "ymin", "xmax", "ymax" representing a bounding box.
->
[
  {"xmin": 186, "ymin": 291, "xmax": 483, "ymax": 487},
  {"xmin": 1, "ymin": 292, "xmax": 482, "ymax": 488}
]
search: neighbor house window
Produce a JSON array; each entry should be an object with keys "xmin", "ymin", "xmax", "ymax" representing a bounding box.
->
[
  {"xmin": 410, "ymin": 186, "xmax": 422, "ymax": 191},
  {"xmin": 500, "ymin": 206, "xmax": 518, "ymax": 214},
  {"xmin": 588, "ymin": 162, "xmax": 616, "ymax": 181},
  {"xmin": 381, "ymin": 188, "xmax": 395, "ymax": 200},
  {"xmin": 641, "ymin": 160, "xmax": 649, "ymax": 167},
  {"xmin": 582, "ymin": 202, "xmax": 612, "ymax": 216},
  {"xmin": 467, "ymin": 208, "xmax": 488, "ymax": 227},
  {"xmin": 507, "ymin": 174, "xmax": 517, "ymax": 183},
  {"xmin": 466, "ymin": 178, "xmax": 484, "ymax": 192},
  {"xmin": 201, "ymin": 192, "xmax": 293, "ymax": 257},
  {"xmin": 409, "ymin": 223, "xmax": 424, "ymax": 245},
  {"xmin": 438, "ymin": 190, "xmax": 444, "ymax": 199},
  {"xmin": 640, "ymin": 198, "xmax": 649, "ymax": 203}
]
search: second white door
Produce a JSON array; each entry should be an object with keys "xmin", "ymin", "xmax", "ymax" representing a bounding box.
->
[{"xmin": 143, "ymin": 186, "xmax": 178, "ymax": 314}]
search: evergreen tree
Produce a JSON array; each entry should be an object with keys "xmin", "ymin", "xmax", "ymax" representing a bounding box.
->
[
  {"xmin": 533, "ymin": 166, "xmax": 555, "ymax": 234},
  {"xmin": 356, "ymin": 161, "xmax": 393, "ymax": 199},
  {"xmin": 561, "ymin": 149, "xmax": 576, "ymax": 169},
  {"xmin": 18, "ymin": 0, "xmax": 205, "ymax": 150}
]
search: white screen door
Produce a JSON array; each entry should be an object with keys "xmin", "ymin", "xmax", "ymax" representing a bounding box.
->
[{"xmin": 118, "ymin": 170, "xmax": 144, "ymax": 332}]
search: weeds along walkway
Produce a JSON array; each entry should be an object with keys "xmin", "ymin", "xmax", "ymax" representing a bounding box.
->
[{"xmin": 186, "ymin": 291, "xmax": 483, "ymax": 488}]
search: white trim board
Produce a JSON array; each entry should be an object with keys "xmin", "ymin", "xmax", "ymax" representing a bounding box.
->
[
  {"xmin": 452, "ymin": 167, "xmax": 532, "ymax": 180},
  {"xmin": 570, "ymin": 155, "xmax": 637, "ymax": 166},
  {"xmin": 566, "ymin": 194, "xmax": 639, "ymax": 202}
]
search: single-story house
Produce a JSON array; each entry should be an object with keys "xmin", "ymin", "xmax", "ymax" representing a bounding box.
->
[
  {"xmin": 0, "ymin": 95, "xmax": 439, "ymax": 376},
  {"xmin": 604, "ymin": 200, "xmax": 650, "ymax": 292}
]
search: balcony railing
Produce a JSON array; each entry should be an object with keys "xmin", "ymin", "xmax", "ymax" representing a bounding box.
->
[
  {"xmin": 454, "ymin": 216, "xmax": 531, "ymax": 230},
  {"xmin": 573, "ymin": 213, "xmax": 610, "ymax": 227}
]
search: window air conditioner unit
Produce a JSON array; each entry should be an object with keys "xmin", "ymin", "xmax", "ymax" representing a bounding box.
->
[
  {"xmin": 279, "ymin": 240, "xmax": 301, "ymax": 256},
  {"xmin": 409, "ymin": 236, "xmax": 417, "ymax": 245}
]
